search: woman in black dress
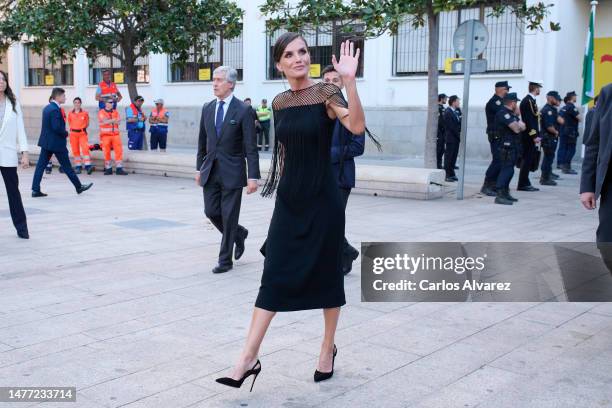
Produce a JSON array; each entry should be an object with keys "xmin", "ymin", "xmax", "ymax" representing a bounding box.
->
[{"xmin": 216, "ymin": 33, "xmax": 376, "ymax": 390}]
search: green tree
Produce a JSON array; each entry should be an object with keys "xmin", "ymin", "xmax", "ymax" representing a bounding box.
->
[
  {"xmin": 0, "ymin": 0, "xmax": 243, "ymax": 101},
  {"xmin": 261, "ymin": 0, "xmax": 559, "ymax": 168}
]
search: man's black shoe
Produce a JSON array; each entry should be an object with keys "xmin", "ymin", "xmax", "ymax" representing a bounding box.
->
[
  {"xmin": 517, "ymin": 185, "xmax": 539, "ymax": 192},
  {"xmin": 77, "ymin": 183, "xmax": 93, "ymax": 194},
  {"xmin": 480, "ymin": 183, "xmax": 496, "ymax": 197},
  {"xmin": 235, "ymin": 229, "xmax": 248, "ymax": 260},
  {"xmin": 562, "ymin": 168, "xmax": 578, "ymax": 175},
  {"xmin": 540, "ymin": 178, "xmax": 557, "ymax": 186},
  {"xmin": 45, "ymin": 167, "xmax": 52, "ymax": 174},
  {"xmin": 87, "ymin": 166, "xmax": 95, "ymax": 175},
  {"xmin": 32, "ymin": 191, "xmax": 47, "ymax": 198},
  {"xmin": 213, "ymin": 264, "xmax": 233, "ymax": 274},
  {"xmin": 104, "ymin": 168, "xmax": 113, "ymax": 175},
  {"xmin": 115, "ymin": 168, "xmax": 129, "ymax": 175},
  {"xmin": 17, "ymin": 229, "xmax": 29, "ymax": 239},
  {"xmin": 551, "ymin": 172, "xmax": 560, "ymax": 179},
  {"xmin": 445, "ymin": 176, "xmax": 458, "ymax": 182}
]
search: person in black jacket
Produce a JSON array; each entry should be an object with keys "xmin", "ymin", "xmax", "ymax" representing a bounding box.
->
[
  {"xmin": 443, "ymin": 95, "xmax": 461, "ymax": 182},
  {"xmin": 437, "ymin": 93, "xmax": 448, "ymax": 169},
  {"xmin": 322, "ymin": 65, "xmax": 366, "ymax": 275},
  {"xmin": 517, "ymin": 80, "xmax": 542, "ymax": 192},
  {"xmin": 31, "ymin": 88, "xmax": 92, "ymax": 197},
  {"xmin": 581, "ymin": 84, "xmax": 611, "ymax": 249},
  {"xmin": 196, "ymin": 67, "xmax": 260, "ymax": 274},
  {"xmin": 481, "ymin": 81, "xmax": 511, "ymax": 196}
]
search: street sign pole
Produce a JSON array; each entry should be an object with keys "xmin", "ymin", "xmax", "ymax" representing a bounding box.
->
[{"xmin": 456, "ymin": 20, "xmax": 475, "ymax": 200}]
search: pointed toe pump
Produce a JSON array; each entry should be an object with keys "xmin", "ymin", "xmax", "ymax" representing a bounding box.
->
[
  {"xmin": 314, "ymin": 345, "xmax": 337, "ymax": 383},
  {"xmin": 216, "ymin": 359, "xmax": 261, "ymax": 392}
]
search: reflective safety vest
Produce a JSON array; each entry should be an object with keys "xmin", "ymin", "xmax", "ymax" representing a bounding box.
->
[
  {"xmin": 257, "ymin": 106, "xmax": 271, "ymax": 122},
  {"xmin": 98, "ymin": 109, "xmax": 120, "ymax": 136},
  {"xmin": 98, "ymin": 81, "xmax": 119, "ymax": 109},
  {"xmin": 150, "ymin": 107, "xmax": 169, "ymax": 133},
  {"xmin": 68, "ymin": 110, "xmax": 89, "ymax": 133},
  {"xmin": 99, "ymin": 81, "xmax": 119, "ymax": 99},
  {"xmin": 126, "ymin": 103, "xmax": 145, "ymax": 131}
]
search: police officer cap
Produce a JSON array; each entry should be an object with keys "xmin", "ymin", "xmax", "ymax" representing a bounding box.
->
[
  {"xmin": 438, "ymin": 93, "xmax": 447, "ymax": 99},
  {"xmin": 503, "ymin": 92, "xmax": 520, "ymax": 102},
  {"xmin": 546, "ymin": 90, "xmax": 561, "ymax": 100},
  {"xmin": 528, "ymin": 79, "xmax": 544, "ymax": 87},
  {"xmin": 566, "ymin": 91, "xmax": 577, "ymax": 98},
  {"xmin": 495, "ymin": 81, "xmax": 511, "ymax": 89}
]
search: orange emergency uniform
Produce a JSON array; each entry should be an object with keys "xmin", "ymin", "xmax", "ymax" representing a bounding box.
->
[
  {"xmin": 98, "ymin": 108, "xmax": 123, "ymax": 169},
  {"xmin": 67, "ymin": 110, "xmax": 91, "ymax": 168}
]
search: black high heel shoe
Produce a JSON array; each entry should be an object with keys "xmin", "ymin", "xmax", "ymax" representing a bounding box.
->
[
  {"xmin": 314, "ymin": 345, "xmax": 337, "ymax": 382},
  {"xmin": 215, "ymin": 359, "xmax": 261, "ymax": 392}
]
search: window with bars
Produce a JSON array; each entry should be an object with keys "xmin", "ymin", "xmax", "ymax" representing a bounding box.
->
[
  {"xmin": 24, "ymin": 45, "xmax": 74, "ymax": 87},
  {"xmin": 89, "ymin": 49, "xmax": 150, "ymax": 84},
  {"xmin": 266, "ymin": 21, "xmax": 364, "ymax": 80},
  {"xmin": 392, "ymin": 5, "xmax": 524, "ymax": 76},
  {"xmin": 168, "ymin": 29, "xmax": 244, "ymax": 82}
]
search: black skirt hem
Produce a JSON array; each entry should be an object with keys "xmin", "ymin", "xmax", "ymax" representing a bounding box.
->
[{"xmin": 254, "ymin": 299, "xmax": 346, "ymax": 312}]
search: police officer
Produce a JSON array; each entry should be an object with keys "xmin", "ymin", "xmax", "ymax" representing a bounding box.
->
[
  {"xmin": 437, "ymin": 93, "xmax": 448, "ymax": 169},
  {"xmin": 539, "ymin": 91, "xmax": 563, "ymax": 185},
  {"xmin": 481, "ymin": 81, "xmax": 511, "ymax": 196},
  {"xmin": 557, "ymin": 91, "xmax": 582, "ymax": 174},
  {"xmin": 494, "ymin": 92, "xmax": 526, "ymax": 205},
  {"xmin": 517, "ymin": 80, "xmax": 543, "ymax": 192},
  {"xmin": 443, "ymin": 95, "xmax": 462, "ymax": 182}
]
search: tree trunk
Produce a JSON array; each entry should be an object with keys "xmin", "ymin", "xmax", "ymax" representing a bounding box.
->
[{"xmin": 424, "ymin": 3, "xmax": 439, "ymax": 169}]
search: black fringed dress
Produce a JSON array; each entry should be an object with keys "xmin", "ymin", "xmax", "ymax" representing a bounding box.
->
[{"xmin": 255, "ymin": 83, "xmax": 349, "ymax": 312}]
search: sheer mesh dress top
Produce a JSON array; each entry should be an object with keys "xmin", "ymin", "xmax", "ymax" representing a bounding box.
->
[{"xmin": 254, "ymin": 82, "xmax": 352, "ymax": 312}]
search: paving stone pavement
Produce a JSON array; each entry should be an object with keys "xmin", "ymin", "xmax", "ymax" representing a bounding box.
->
[{"xmin": 0, "ymin": 162, "xmax": 611, "ymax": 408}]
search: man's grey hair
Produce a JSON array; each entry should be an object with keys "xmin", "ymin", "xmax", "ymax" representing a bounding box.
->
[{"xmin": 214, "ymin": 66, "xmax": 238, "ymax": 89}]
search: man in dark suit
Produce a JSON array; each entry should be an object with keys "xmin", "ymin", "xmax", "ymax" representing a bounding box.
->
[
  {"xmin": 437, "ymin": 93, "xmax": 448, "ymax": 170},
  {"xmin": 443, "ymin": 95, "xmax": 462, "ymax": 182},
  {"xmin": 517, "ymin": 80, "xmax": 542, "ymax": 192},
  {"xmin": 580, "ymin": 84, "xmax": 612, "ymax": 243},
  {"xmin": 31, "ymin": 88, "xmax": 92, "ymax": 197},
  {"xmin": 196, "ymin": 66, "xmax": 260, "ymax": 274},
  {"xmin": 322, "ymin": 64, "xmax": 366, "ymax": 275}
]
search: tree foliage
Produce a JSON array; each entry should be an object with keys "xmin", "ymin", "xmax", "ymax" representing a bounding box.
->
[{"xmin": 0, "ymin": 0, "xmax": 243, "ymax": 100}]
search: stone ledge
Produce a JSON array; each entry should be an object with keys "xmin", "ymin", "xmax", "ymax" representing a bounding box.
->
[{"xmin": 27, "ymin": 145, "xmax": 445, "ymax": 200}]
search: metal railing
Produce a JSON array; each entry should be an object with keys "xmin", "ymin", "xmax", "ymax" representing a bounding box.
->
[{"xmin": 393, "ymin": 5, "xmax": 524, "ymax": 76}]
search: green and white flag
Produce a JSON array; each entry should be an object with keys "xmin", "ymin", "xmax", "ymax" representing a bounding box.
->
[{"xmin": 582, "ymin": 2, "xmax": 596, "ymax": 105}]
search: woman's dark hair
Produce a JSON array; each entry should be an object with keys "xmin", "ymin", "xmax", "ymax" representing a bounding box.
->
[
  {"xmin": 273, "ymin": 32, "xmax": 309, "ymax": 63},
  {"xmin": 0, "ymin": 70, "xmax": 18, "ymax": 113},
  {"xmin": 73, "ymin": 97, "xmax": 82, "ymax": 103}
]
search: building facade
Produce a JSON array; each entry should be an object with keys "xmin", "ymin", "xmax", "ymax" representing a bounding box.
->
[{"xmin": 5, "ymin": 0, "xmax": 612, "ymax": 160}]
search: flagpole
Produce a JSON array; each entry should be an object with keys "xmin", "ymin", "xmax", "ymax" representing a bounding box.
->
[{"xmin": 582, "ymin": 0, "xmax": 597, "ymax": 158}]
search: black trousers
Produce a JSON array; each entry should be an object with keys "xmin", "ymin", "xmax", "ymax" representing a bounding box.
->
[
  {"xmin": 203, "ymin": 164, "xmax": 246, "ymax": 266},
  {"xmin": 258, "ymin": 121, "xmax": 270, "ymax": 149},
  {"xmin": 32, "ymin": 148, "xmax": 81, "ymax": 192},
  {"xmin": 444, "ymin": 138, "xmax": 459, "ymax": 177},
  {"xmin": 1, "ymin": 167, "xmax": 27, "ymax": 233},
  {"xmin": 436, "ymin": 133, "xmax": 445, "ymax": 169},
  {"xmin": 518, "ymin": 136, "xmax": 536, "ymax": 188},
  {"xmin": 339, "ymin": 187, "xmax": 358, "ymax": 257}
]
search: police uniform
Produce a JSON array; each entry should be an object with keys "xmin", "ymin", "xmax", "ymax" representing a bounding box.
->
[
  {"xmin": 443, "ymin": 105, "xmax": 462, "ymax": 180},
  {"xmin": 482, "ymin": 81, "xmax": 511, "ymax": 196},
  {"xmin": 494, "ymin": 93, "xmax": 522, "ymax": 205},
  {"xmin": 539, "ymin": 91, "xmax": 562, "ymax": 185},
  {"xmin": 517, "ymin": 81, "xmax": 543, "ymax": 191},
  {"xmin": 557, "ymin": 91, "xmax": 580, "ymax": 174},
  {"xmin": 436, "ymin": 93, "xmax": 447, "ymax": 169}
]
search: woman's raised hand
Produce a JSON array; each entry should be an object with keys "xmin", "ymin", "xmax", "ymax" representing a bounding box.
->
[{"xmin": 332, "ymin": 40, "xmax": 360, "ymax": 81}]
